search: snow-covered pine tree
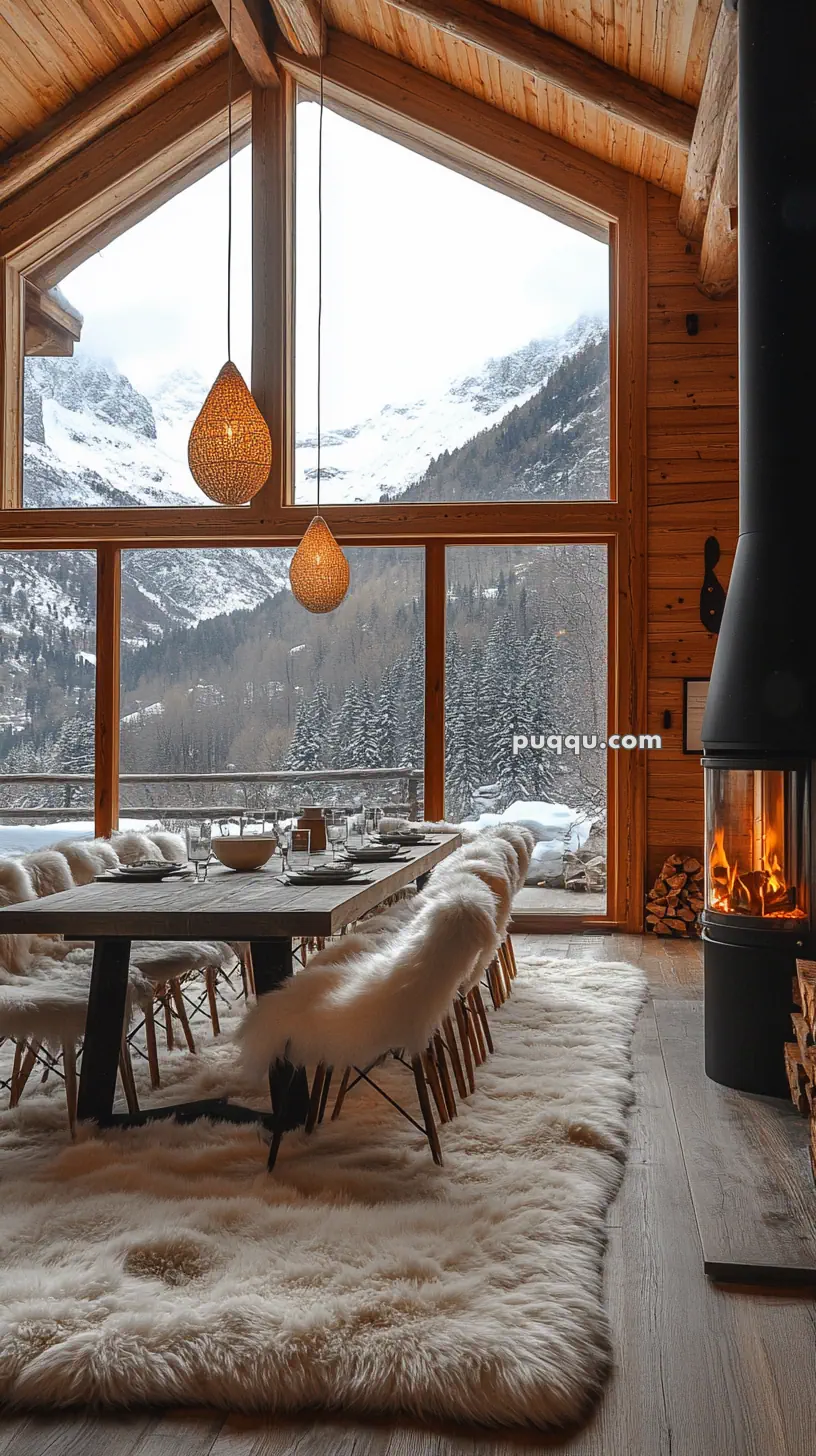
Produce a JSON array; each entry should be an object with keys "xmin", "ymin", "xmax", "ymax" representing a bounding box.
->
[{"xmin": 284, "ymin": 694, "xmax": 322, "ymax": 772}]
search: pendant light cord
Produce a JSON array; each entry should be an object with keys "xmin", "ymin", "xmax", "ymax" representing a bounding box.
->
[
  {"xmin": 316, "ymin": 0, "xmax": 325, "ymax": 516},
  {"xmin": 227, "ymin": 0, "xmax": 234, "ymax": 363}
]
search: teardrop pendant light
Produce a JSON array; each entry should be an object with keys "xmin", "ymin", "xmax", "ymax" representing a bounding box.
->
[
  {"xmin": 188, "ymin": 0, "xmax": 271, "ymax": 505},
  {"xmin": 289, "ymin": 0, "xmax": 350, "ymax": 614}
]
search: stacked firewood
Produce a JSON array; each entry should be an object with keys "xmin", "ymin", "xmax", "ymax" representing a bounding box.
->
[
  {"xmin": 786, "ymin": 959, "xmax": 816, "ymax": 1184},
  {"xmin": 645, "ymin": 854, "xmax": 705, "ymax": 937}
]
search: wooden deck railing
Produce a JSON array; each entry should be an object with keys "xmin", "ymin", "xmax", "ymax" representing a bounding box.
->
[{"xmin": 0, "ymin": 767, "xmax": 423, "ymax": 822}]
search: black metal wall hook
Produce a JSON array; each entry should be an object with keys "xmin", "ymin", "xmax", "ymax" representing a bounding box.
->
[{"xmin": 701, "ymin": 536, "xmax": 727, "ymax": 634}]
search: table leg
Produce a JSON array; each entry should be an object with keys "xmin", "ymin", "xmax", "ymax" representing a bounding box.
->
[
  {"xmin": 250, "ymin": 938, "xmax": 310, "ymax": 1132},
  {"xmin": 416, "ymin": 871, "xmax": 430, "ymax": 891},
  {"xmin": 76, "ymin": 938, "xmax": 131, "ymax": 1126}
]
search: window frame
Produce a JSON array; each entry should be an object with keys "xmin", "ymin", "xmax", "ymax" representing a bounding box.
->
[{"xmin": 0, "ymin": 39, "xmax": 647, "ymax": 930}]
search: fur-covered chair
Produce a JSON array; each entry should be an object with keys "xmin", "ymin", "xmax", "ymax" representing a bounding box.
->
[{"xmin": 238, "ymin": 876, "xmax": 500, "ymax": 1168}]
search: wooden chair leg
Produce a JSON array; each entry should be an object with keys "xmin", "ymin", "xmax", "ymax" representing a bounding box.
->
[
  {"xmin": 119, "ymin": 1041, "xmax": 140, "ymax": 1114},
  {"xmin": 331, "ymin": 1066, "xmax": 352, "ymax": 1120},
  {"xmin": 472, "ymin": 986, "xmax": 494, "ymax": 1053},
  {"xmin": 143, "ymin": 999, "xmax": 161, "ymax": 1088},
  {"xmin": 453, "ymin": 999, "xmax": 476, "ymax": 1093},
  {"xmin": 318, "ymin": 1064, "xmax": 333, "ymax": 1123},
  {"xmin": 506, "ymin": 935, "xmax": 518, "ymax": 978},
  {"xmin": 411, "ymin": 1054, "xmax": 443, "ymax": 1165},
  {"xmin": 244, "ymin": 945, "xmax": 256, "ymax": 998},
  {"xmin": 9, "ymin": 1040, "xmax": 40, "ymax": 1107},
  {"xmin": 62, "ymin": 1042, "xmax": 78, "ymax": 1137},
  {"xmin": 9, "ymin": 1040, "xmax": 24, "ymax": 1105},
  {"xmin": 485, "ymin": 959, "xmax": 502, "ymax": 1010},
  {"xmin": 422, "ymin": 1048, "xmax": 449, "ymax": 1124},
  {"xmin": 433, "ymin": 1032, "xmax": 457, "ymax": 1118},
  {"xmin": 497, "ymin": 946, "xmax": 512, "ymax": 998},
  {"xmin": 205, "ymin": 966, "xmax": 221, "ymax": 1037},
  {"xmin": 466, "ymin": 991, "xmax": 487, "ymax": 1063},
  {"xmin": 443, "ymin": 1014, "xmax": 468, "ymax": 1099},
  {"xmin": 170, "ymin": 979, "xmax": 196, "ymax": 1054},
  {"xmin": 160, "ymin": 988, "xmax": 175, "ymax": 1050},
  {"xmin": 305, "ymin": 1062, "xmax": 326, "ymax": 1134}
]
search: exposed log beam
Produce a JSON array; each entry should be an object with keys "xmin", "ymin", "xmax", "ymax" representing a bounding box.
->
[
  {"xmin": 0, "ymin": 55, "xmax": 252, "ymax": 278},
  {"xmin": 269, "ymin": 0, "xmax": 324, "ymax": 56},
  {"xmin": 274, "ymin": 29, "xmax": 631, "ymax": 237},
  {"xmin": 209, "ymin": 0, "xmax": 280, "ymax": 86},
  {"xmin": 24, "ymin": 282, "xmax": 83, "ymax": 357},
  {"xmin": 679, "ymin": 4, "xmax": 738, "ymax": 240},
  {"xmin": 0, "ymin": 12, "xmax": 227, "ymax": 207},
  {"xmin": 698, "ymin": 75, "xmax": 738, "ymax": 299},
  {"xmin": 385, "ymin": 0, "xmax": 696, "ymax": 149}
]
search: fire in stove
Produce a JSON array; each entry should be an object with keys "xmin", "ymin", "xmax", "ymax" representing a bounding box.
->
[
  {"xmin": 705, "ymin": 765, "xmax": 809, "ymax": 922},
  {"xmin": 708, "ymin": 824, "xmax": 805, "ymax": 918}
]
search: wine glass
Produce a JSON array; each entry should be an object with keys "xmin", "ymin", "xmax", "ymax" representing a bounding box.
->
[
  {"xmin": 186, "ymin": 821, "xmax": 212, "ymax": 882},
  {"xmin": 325, "ymin": 810, "xmax": 348, "ymax": 861}
]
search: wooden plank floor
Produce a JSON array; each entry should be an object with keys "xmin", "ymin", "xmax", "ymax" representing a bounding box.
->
[
  {"xmin": 655, "ymin": 997, "xmax": 816, "ymax": 1284},
  {"xmin": 2, "ymin": 933, "xmax": 815, "ymax": 1456}
]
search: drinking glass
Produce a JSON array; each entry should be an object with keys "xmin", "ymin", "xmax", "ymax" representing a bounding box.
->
[
  {"xmin": 348, "ymin": 809, "xmax": 365, "ymax": 847},
  {"xmin": 364, "ymin": 807, "xmax": 381, "ymax": 842},
  {"xmin": 325, "ymin": 810, "xmax": 348, "ymax": 861},
  {"xmin": 274, "ymin": 808, "xmax": 294, "ymax": 872},
  {"xmin": 186, "ymin": 821, "xmax": 212, "ymax": 882}
]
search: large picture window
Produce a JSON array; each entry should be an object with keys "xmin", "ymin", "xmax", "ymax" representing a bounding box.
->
[
  {"xmin": 294, "ymin": 103, "xmax": 610, "ymax": 507},
  {"xmin": 21, "ymin": 150, "xmax": 252, "ymax": 509}
]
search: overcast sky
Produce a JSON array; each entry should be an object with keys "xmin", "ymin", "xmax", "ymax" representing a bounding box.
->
[{"xmin": 64, "ymin": 105, "xmax": 609, "ymax": 426}]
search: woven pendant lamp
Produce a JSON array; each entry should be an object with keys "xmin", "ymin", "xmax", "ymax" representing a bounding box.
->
[
  {"xmin": 188, "ymin": 0, "xmax": 271, "ymax": 505},
  {"xmin": 290, "ymin": 514, "xmax": 350, "ymax": 612},
  {"xmin": 289, "ymin": 0, "xmax": 349, "ymax": 614}
]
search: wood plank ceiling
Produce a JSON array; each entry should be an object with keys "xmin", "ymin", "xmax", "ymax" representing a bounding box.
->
[
  {"xmin": 0, "ymin": 0, "xmax": 209, "ymax": 149},
  {"xmin": 0, "ymin": 1, "xmax": 720, "ymax": 196},
  {"xmin": 323, "ymin": 0, "xmax": 720, "ymax": 194}
]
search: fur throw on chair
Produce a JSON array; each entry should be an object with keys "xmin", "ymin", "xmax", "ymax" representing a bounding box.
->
[
  {"xmin": 147, "ymin": 831, "xmax": 186, "ymax": 864},
  {"xmin": 21, "ymin": 850, "xmax": 73, "ymax": 898},
  {"xmin": 0, "ymin": 858, "xmax": 37, "ymax": 975},
  {"xmin": 110, "ymin": 831, "xmax": 165, "ymax": 866},
  {"xmin": 237, "ymin": 876, "xmax": 500, "ymax": 1076}
]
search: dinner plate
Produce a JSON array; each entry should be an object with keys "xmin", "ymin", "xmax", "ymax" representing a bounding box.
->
[
  {"xmin": 344, "ymin": 846, "xmax": 402, "ymax": 861},
  {"xmin": 283, "ymin": 870, "xmax": 372, "ymax": 886}
]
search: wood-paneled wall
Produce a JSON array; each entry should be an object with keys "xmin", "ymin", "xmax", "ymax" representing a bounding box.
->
[{"xmin": 645, "ymin": 184, "xmax": 738, "ymax": 892}]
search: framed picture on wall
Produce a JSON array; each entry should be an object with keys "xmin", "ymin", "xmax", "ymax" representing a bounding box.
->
[{"xmin": 683, "ymin": 678, "xmax": 710, "ymax": 754}]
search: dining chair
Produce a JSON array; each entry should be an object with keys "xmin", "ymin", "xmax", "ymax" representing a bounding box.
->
[{"xmin": 237, "ymin": 875, "xmax": 500, "ymax": 1169}]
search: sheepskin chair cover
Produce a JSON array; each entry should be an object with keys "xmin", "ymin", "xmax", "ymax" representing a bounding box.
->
[
  {"xmin": 148, "ymin": 831, "xmax": 187, "ymax": 864},
  {"xmin": 0, "ymin": 858, "xmax": 37, "ymax": 975},
  {"xmin": 21, "ymin": 850, "xmax": 73, "ymax": 899},
  {"xmin": 53, "ymin": 841, "xmax": 105, "ymax": 887},
  {"xmin": 128, "ymin": 940, "xmax": 234, "ymax": 993},
  {"xmin": 238, "ymin": 877, "xmax": 500, "ymax": 1077},
  {"xmin": 111, "ymin": 832, "xmax": 165, "ymax": 866},
  {"xmin": 0, "ymin": 949, "xmax": 151, "ymax": 1048},
  {"xmin": 487, "ymin": 823, "xmax": 533, "ymax": 884}
]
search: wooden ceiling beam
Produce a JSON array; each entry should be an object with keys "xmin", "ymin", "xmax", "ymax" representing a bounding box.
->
[
  {"xmin": 384, "ymin": 0, "xmax": 696, "ymax": 150},
  {"xmin": 0, "ymin": 12, "xmax": 227, "ymax": 208},
  {"xmin": 269, "ymin": 0, "xmax": 324, "ymax": 56},
  {"xmin": 679, "ymin": 4, "xmax": 738, "ymax": 240},
  {"xmin": 208, "ymin": 0, "xmax": 281, "ymax": 86},
  {"xmin": 0, "ymin": 54, "xmax": 252, "ymax": 277},
  {"xmin": 698, "ymin": 75, "xmax": 738, "ymax": 299}
]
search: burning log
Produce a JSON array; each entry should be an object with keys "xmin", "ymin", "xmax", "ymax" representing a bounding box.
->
[{"xmin": 645, "ymin": 854, "xmax": 704, "ymax": 937}]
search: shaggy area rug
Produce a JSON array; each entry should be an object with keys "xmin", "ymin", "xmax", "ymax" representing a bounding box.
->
[{"xmin": 0, "ymin": 954, "xmax": 645, "ymax": 1428}]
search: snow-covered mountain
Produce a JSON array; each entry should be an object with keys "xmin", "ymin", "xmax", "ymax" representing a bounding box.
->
[
  {"xmin": 295, "ymin": 314, "xmax": 607, "ymax": 504},
  {"xmin": 23, "ymin": 312, "xmax": 608, "ymax": 517}
]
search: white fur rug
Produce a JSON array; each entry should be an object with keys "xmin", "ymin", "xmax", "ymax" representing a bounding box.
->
[{"xmin": 0, "ymin": 954, "xmax": 645, "ymax": 1429}]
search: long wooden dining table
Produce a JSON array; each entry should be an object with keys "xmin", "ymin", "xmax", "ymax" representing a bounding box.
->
[{"xmin": 0, "ymin": 833, "xmax": 460, "ymax": 1134}]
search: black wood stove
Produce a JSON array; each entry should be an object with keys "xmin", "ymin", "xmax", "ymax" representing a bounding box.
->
[{"xmin": 702, "ymin": 0, "xmax": 816, "ymax": 1098}]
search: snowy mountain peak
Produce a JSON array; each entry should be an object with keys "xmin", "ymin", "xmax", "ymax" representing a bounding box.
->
[{"xmin": 25, "ymin": 352, "xmax": 156, "ymax": 440}]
